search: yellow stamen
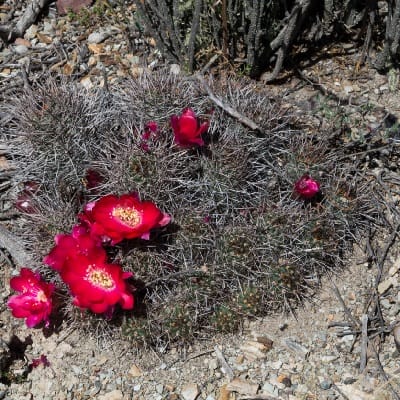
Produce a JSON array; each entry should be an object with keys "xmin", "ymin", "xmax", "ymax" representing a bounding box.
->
[
  {"xmin": 36, "ymin": 290, "xmax": 47, "ymax": 302},
  {"xmin": 87, "ymin": 268, "xmax": 114, "ymax": 289},
  {"xmin": 112, "ymin": 206, "xmax": 141, "ymax": 227}
]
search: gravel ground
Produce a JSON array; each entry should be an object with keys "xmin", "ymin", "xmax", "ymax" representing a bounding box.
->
[{"xmin": 1, "ymin": 2, "xmax": 400, "ymax": 400}]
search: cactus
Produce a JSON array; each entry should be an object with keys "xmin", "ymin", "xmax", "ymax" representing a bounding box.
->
[{"xmin": 1, "ymin": 70, "xmax": 382, "ymax": 346}]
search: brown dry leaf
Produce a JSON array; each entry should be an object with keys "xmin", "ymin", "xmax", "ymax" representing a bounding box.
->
[
  {"xmin": 0, "ymin": 68, "xmax": 11, "ymax": 77},
  {"xmin": 0, "ymin": 156, "xmax": 12, "ymax": 170},
  {"xmin": 63, "ymin": 62, "xmax": 75, "ymax": 75},
  {"xmin": 87, "ymin": 43, "xmax": 105, "ymax": 54},
  {"xmin": 37, "ymin": 32, "xmax": 53, "ymax": 44}
]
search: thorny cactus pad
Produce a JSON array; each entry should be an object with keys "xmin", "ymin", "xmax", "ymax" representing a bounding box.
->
[{"xmin": 2, "ymin": 70, "xmax": 383, "ymax": 346}]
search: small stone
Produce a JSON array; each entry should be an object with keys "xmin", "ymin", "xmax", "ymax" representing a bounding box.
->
[
  {"xmin": 334, "ymin": 384, "xmax": 373, "ymax": 399},
  {"xmin": 126, "ymin": 54, "xmax": 141, "ymax": 65},
  {"xmin": 42, "ymin": 21, "xmax": 55, "ymax": 35},
  {"xmin": 170, "ymin": 64, "xmax": 181, "ymax": 75},
  {"xmin": 378, "ymin": 277, "xmax": 396, "ymax": 294},
  {"xmin": 13, "ymin": 45, "xmax": 28, "ymax": 55},
  {"xmin": 133, "ymin": 384, "xmax": 141, "ymax": 392},
  {"xmin": 155, "ymin": 384, "xmax": 164, "ymax": 394},
  {"xmin": 180, "ymin": 383, "xmax": 200, "ymax": 400},
  {"xmin": 343, "ymin": 85, "xmax": 353, "ymax": 94},
  {"xmin": 217, "ymin": 384, "xmax": 231, "ymax": 400},
  {"xmin": 261, "ymin": 382, "xmax": 279, "ymax": 397},
  {"xmin": 380, "ymin": 298, "xmax": 391, "ymax": 309},
  {"xmin": 320, "ymin": 380, "xmax": 332, "ymax": 390},
  {"xmin": 277, "ymin": 375, "xmax": 292, "ymax": 387},
  {"xmin": 282, "ymin": 337, "xmax": 309, "ymax": 359},
  {"xmin": 87, "ymin": 43, "xmax": 105, "ymax": 54},
  {"xmin": 97, "ymin": 390, "xmax": 123, "ymax": 400},
  {"xmin": 88, "ymin": 31, "xmax": 109, "ymax": 44},
  {"xmin": 14, "ymin": 38, "xmax": 31, "ymax": 48},
  {"xmin": 129, "ymin": 364, "xmax": 142, "ymax": 377},
  {"xmin": 209, "ymin": 359, "xmax": 218, "ymax": 370},
  {"xmin": 270, "ymin": 360, "xmax": 283, "ymax": 370},
  {"xmin": 320, "ymin": 355, "xmax": 338, "ymax": 363},
  {"xmin": 393, "ymin": 325, "xmax": 400, "ymax": 352},
  {"xmin": 235, "ymin": 355, "xmax": 244, "ymax": 364},
  {"xmin": 343, "ymin": 376, "xmax": 356, "ymax": 385},
  {"xmin": 255, "ymin": 335, "xmax": 274, "ymax": 350},
  {"xmin": 226, "ymin": 378, "xmax": 259, "ymax": 395},
  {"xmin": 80, "ymin": 76, "xmax": 93, "ymax": 89},
  {"xmin": 24, "ymin": 24, "xmax": 38, "ymax": 39},
  {"xmin": 241, "ymin": 341, "xmax": 270, "ymax": 361}
]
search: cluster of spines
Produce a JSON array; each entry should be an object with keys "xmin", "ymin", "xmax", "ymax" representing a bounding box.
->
[{"xmin": 1, "ymin": 70, "xmax": 380, "ymax": 346}]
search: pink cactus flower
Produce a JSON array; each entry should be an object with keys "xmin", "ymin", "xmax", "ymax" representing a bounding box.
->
[
  {"xmin": 8, "ymin": 268, "xmax": 54, "ymax": 328},
  {"xmin": 294, "ymin": 175, "xmax": 321, "ymax": 199}
]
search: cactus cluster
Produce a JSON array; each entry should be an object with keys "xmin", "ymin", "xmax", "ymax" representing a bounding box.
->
[{"xmin": 2, "ymin": 70, "xmax": 380, "ymax": 346}]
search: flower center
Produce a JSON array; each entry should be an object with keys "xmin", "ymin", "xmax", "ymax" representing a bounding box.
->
[
  {"xmin": 36, "ymin": 290, "xmax": 47, "ymax": 302},
  {"xmin": 87, "ymin": 269, "xmax": 114, "ymax": 289},
  {"xmin": 112, "ymin": 206, "xmax": 141, "ymax": 228}
]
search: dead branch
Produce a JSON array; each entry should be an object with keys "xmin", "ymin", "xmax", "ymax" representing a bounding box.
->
[
  {"xmin": 0, "ymin": 0, "xmax": 52, "ymax": 42},
  {"xmin": 359, "ymin": 314, "xmax": 369, "ymax": 372},
  {"xmin": 195, "ymin": 73, "xmax": 262, "ymax": 132}
]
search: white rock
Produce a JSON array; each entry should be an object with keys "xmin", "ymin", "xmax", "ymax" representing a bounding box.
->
[
  {"xmin": 14, "ymin": 45, "xmax": 29, "ymax": 55},
  {"xmin": 97, "ymin": 389, "xmax": 123, "ymax": 400},
  {"xmin": 181, "ymin": 383, "xmax": 200, "ymax": 400},
  {"xmin": 226, "ymin": 378, "xmax": 259, "ymax": 395},
  {"xmin": 334, "ymin": 384, "xmax": 372, "ymax": 399},
  {"xmin": 241, "ymin": 341, "xmax": 270, "ymax": 361},
  {"xmin": 88, "ymin": 31, "xmax": 110, "ymax": 44},
  {"xmin": 24, "ymin": 24, "xmax": 38, "ymax": 40},
  {"xmin": 378, "ymin": 277, "xmax": 396, "ymax": 294},
  {"xmin": 170, "ymin": 64, "xmax": 181, "ymax": 75},
  {"xmin": 343, "ymin": 85, "xmax": 353, "ymax": 94}
]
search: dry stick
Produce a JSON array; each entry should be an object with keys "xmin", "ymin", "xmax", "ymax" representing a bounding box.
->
[
  {"xmin": 331, "ymin": 283, "xmax": 360, "ymax": 329},
  {"xmin": 0, "ymin": 0, "xmax": 52, "ymax": 41},
  {"xmin": 370, "ymin": 341, "xmax": 400, "ymax": 400},
  {"xmin": 359, "ymin": 314, "xmax": 369, "ymax": 373},
  {"xmin": 214, "ymin": 345, "xmax": 234, "ymax": 380},
  {"xmin": 331, "ymin": 383, "xmax": 351, "ymax": 400},
  {"xmin": 0, "ymin": 225, "xmax": 33, "ymax": 267},
  {"xmin": 374, "ymin": 221, "xmax": 400, "ymax": 286},
  {"xmin": 195, "ymin": 73, "xmax": 262, "ymax": 132}
]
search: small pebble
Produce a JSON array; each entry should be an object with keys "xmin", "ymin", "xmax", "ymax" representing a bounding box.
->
[{"xmin": 320, "ymin": 380, "xmax": 332, "ymax": 390}]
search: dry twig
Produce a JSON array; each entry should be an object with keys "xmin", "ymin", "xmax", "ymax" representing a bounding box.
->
[
  {"xmin": 195, "ymin": 73, "xmax": 262, "ymax": 132},
  {"xmin": 0, "ymin": 0, "xmax": 52, "ymax": 41}
]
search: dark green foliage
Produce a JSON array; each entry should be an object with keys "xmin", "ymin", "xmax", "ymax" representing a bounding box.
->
[
  {"xmin": 1, "ymin": 70, "xmax": 382, "ymax": 346},
  {"xmin": 134, "ymin": 1, "xmax": 400, "ymax": 79}
]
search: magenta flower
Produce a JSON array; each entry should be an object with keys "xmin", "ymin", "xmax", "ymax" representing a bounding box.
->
[
  {"xmin": 8, "ymin": 268, "xmax": 54, "ymax": 328},
  {"xmin": 43, "ymin": 224, "xmax": 106, "ymax": 272},
  {"xmin": 171, "ymin": 108, "xmax": 209, "ymax": 147},
  {"xmin": 294, "ymin": 175, "xmax": 321, "ymax": 199}
]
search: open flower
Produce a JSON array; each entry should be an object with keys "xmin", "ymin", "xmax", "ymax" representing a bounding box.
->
[
  {"xmin": 171, "ymin": 108, "xmax": 209, "ymax": 147},
  {"xmin": 294, "ymin": 175, "xmax": 321, "ymax": 199},
  {"xmin": 44, "ymin": 224, "xmax": 106, "ymax": 272},
  {"xmin": 61, "ymin": 256, "xmax": 134, "ymax": 314},
  {"xmin": 81, "ymin": 193, "xmax": 171, "ymax": 244},
  {"xmin": 8, "ymin": 268, "xmax": 54, "ymax": 328}
]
